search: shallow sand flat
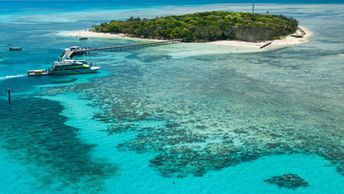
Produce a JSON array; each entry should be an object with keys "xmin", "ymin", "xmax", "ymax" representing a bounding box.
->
[{"xmin": 59, "ymin": 26, "xmax": 311, "ymax": 54}]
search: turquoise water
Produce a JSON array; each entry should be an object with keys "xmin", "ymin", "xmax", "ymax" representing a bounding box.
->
[{"xmin": 1, "ymin": 2, "xmax": 344, "ymax": 194}]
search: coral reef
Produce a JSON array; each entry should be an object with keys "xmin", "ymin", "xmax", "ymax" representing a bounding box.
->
[
  {"xmin": 264, "ymin": 173, "xmax": 309, "ymax": 189},
  {"xmin": 42, "ymin": 51, "xmax": 344, "ymax": 178}
]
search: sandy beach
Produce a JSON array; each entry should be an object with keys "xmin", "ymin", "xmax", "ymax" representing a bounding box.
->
[
  {"xmin": 207, "ymin": 26, "xmax": 312, "ymax": 51},
  {"xmin": 60, "ymin": 26, "xmax": 312, "ymax": 53},
  {"xmin": 61, "ymin": 30, "xmax": 164, "ymax": 42}
]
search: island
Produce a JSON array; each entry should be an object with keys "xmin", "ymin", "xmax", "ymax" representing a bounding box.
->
[
  {"xmin": 62, "ymin": 11, "xmax": 311, "ymax": 53},
  {"xmin": 93, "ymin": 11, "xmax": 299, "ymax": 42}
]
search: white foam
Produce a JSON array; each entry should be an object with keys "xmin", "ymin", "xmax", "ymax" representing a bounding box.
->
[{"xmin": 0, "ymin": 74, "xmax": 26, "ymax": 80}]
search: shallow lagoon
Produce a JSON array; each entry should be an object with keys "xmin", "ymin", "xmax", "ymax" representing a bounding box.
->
[{"xmin": 1, "ymin": 2, "xmax": 344, "ymax": 194}]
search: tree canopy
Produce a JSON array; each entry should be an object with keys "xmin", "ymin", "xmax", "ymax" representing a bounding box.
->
[{"xmin": 93, "ymin": 11, "xmax": 299, "ymax": 42}]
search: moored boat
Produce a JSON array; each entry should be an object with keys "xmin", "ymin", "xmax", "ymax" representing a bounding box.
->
[
  {"xmin": 27, "ymin": 69, "xmax": 49, "ymax": 76},
  {"xmin": 9, "ymin": 47, "xmax": 22, "ymax": 51}
]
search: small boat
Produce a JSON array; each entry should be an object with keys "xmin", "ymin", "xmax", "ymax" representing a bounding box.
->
[
  {"xmin": 27, "ymin": 69, "xmax": 49, "ymax": 76},
  {"xmin": 67, "ymin": 46, "xmax": 82, "ymax": 51},
  {"xmin": 79, "ymin": 37, "xmax": 88, "ymax": 40},
  {"xmin": 9, "ymin": 47, "xmax": 22, "ymax": 51}
]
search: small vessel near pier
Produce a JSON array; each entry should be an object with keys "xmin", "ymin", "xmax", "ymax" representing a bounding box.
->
[
  {"xmin": 9, "ymin": 47, "xmax": 22, "ymax": 51},
  {"xmin": 27, "ymin": 69, "xmax": 49, "ymax": 76}
]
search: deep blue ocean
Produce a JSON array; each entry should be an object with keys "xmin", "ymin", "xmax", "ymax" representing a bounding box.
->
[
  {"xmin": 1, "ymin": 1, "xmax": 344, "ymax": 194},
  {"xmin": 1, "ymin": 0, "xmax": 344, "ymax": 13}
]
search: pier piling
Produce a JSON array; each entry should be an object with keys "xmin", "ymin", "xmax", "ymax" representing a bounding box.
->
[{"xmin": 7, "ymin": 89, "xmax": 11, "ymax": 104}]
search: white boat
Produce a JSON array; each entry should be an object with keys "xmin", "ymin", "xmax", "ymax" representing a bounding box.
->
[
  {"xmin": 27, "ymin": 59, "xmax": 100, "ymax": 76},
  {"xmin": 49, "ymin": 59, "xmax": 100, "ymax": 75},
  {"xmin": 27, "ymin": 69, "xmax": 49, "ymax": 76}
]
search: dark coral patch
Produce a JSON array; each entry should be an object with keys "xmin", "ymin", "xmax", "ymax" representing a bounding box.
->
[{"xmin": 264, "ymin": 173, "xmax": 309, "ymax": 189}]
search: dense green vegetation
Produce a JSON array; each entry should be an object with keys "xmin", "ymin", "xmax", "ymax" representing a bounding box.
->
[{"xmin": 93, "ymin": 11, "xmax": 298, "ymax": 42}]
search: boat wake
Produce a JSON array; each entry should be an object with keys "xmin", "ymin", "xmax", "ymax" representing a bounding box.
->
[{"xmin": 0, "ymin": 74, "xmax": 26, "ymax": 80}]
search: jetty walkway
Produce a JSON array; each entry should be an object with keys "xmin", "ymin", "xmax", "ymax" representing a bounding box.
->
[{"xmin": 61, "ymin": 40, "xmax": 180, "ymax": 59}]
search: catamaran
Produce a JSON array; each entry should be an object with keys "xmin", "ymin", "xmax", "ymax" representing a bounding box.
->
[
  {"xmin": 50, "ymin": 60, "xmax": 99, "ymax": 75},
  {"xmin": 27, "ymin": 59, "xmax": 100, "ymax": 76}
]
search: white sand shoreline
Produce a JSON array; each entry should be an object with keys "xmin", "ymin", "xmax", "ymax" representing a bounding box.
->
[
  {"xmin": 207, "ymin": 26, "xmax": 312, "ymax": 49},
  {"xmin": 60, "ymin": 30, "xmax": 164, "ymax": 42},
  {"xmin": 58, "ymin": 26, "xmax": 312, "ymax": 53}
]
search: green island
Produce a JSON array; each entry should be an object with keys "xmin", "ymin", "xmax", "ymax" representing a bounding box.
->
[{"xmin": 93, "ymin": 11, "xmax": 299, "ymax": 42}]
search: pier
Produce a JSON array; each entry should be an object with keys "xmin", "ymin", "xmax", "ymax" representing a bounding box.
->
[
  {"xmin": 260, "ymin": 41, "xmax": 272, "ymax": 49},
  {"xmin": 61, "ymin": 40, "xmax": 180, "ymax": 59},
  {"xmin": 29, "ymin": 40, "xmax": 180, "ymax": 76},
  {"xmin": 291, "ymin": 27, "xmax": 306, "ymax": 38}
]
